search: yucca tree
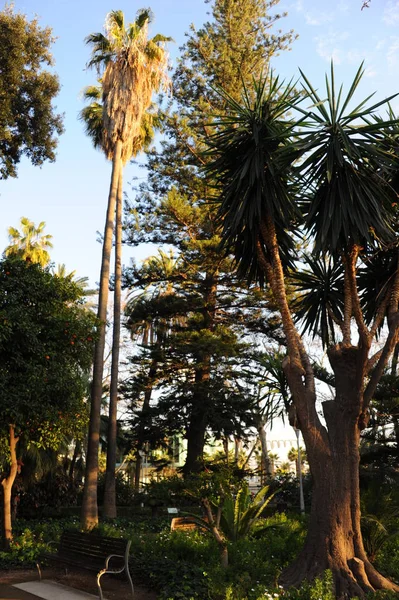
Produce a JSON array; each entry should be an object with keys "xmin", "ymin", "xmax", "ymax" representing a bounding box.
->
[
  {"xmin": 205, "ymin": 64, "xmax": 399, "ymax": 596},
  {"xmin": 81, "ymin": 8, "xmax": 170, "ymax": 529},
  {"xmin": 5, "ymin": 217, "xmax": 53, "ymax": 266}
]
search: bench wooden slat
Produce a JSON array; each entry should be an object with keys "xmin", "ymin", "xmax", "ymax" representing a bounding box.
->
[{"xmin": 37, "ymin": 530, "xmax": 134, "ymax": 600}]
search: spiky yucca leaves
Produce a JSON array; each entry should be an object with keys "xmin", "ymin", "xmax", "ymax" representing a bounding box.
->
[
  {"xmin": 205, "ymin": 71, "xmax": 303, "ymax": 284},
  {"xmin": 357, "ymin": 248, "xmax": 399, "ymax": 328},
  {"xmin": 86, "ymin": 9, "xmax": 171, "ymax": 164},
  {"xmin": 292, "ymin": 256, "xmax": 344, "ymax": 348},
  {"xmin": 218, "ymin": 482, "xmax": 275, "ymax": 541},
  {"xmin": 297, "ymin": 62, "xmax": 399, "ymax": 255},
  {"xmin": 183, "ymin": 481, "xmax": 275, "ymax": 542}
]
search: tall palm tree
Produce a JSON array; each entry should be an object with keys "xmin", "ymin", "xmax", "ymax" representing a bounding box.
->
[
  {"xmin": 81, "ymin": 9, "xmax": 170, "ymax": 529},
  {"xmin": 81, "ymin": 85, "xmax": 158, "ymax": 519},
  {"xmin": 205, "ymin": 65, "xmax": 399, "ymax": 595},
  {"xmin": 5, "ymin": 217, "xmax": 53, "ymax": 266}
]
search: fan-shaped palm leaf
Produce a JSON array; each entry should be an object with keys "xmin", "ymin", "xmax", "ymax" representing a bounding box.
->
[{"xmin": 5, "ymin": 217, "xmax": 53, "ymax": 267}]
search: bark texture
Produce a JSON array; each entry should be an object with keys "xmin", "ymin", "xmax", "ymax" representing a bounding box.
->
[
  {"xmin": 81, "ymin": 140, "xmax": 123, "ymax": 530},
  {"xmin": 103, "ymin": 172, "xmax": 123, "ymax": 519},
  {"xmin": 257, "ymin": 215, "xmax": 399, "ymax": 597},
  {"xmin": 1, "ymin": 425, "xmax": 19, "ymax": 548}
]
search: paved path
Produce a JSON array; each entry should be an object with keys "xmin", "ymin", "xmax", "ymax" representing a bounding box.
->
[
  {"xmin": 0, "ymin": 583, "xmax": 43, "ymax": 599},
  {"xmin": 0, "ymin": 581, "xmax": 99, "ymax": 600}
]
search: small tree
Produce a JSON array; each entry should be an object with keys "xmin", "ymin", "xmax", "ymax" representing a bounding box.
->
[
  {"xmin": 0, "ymin": 6, "xmax": 63, "ymax": 178},
  {"xmin": 0, "ymin": 257, "xmax": 97, "ymax": 546},
  {"xmin": 5, "ymin": 217, "xmax": 53, "ymax": 266}
]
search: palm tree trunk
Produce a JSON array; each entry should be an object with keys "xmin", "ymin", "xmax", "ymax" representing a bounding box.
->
[
  {"xmin": 1, "ymin": 425, "xmax": 19, "ymax": 549},
  {"xmin": 103, "ymin": 171, "xmax": 123, "ymax": 519},
  {"xmin": 81, "ymin": 139, "xmax": 123, "ymax": 530}
]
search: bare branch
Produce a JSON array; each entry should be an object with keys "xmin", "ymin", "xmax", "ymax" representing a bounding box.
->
[{"xmin": 364, "ymin": 316, "xmax": 399, "ymax": 409}]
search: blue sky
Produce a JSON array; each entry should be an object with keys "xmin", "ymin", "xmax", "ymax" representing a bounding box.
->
[{"xmin": 1, "ymin": 0, "xmax": 398, "ymax": 286}]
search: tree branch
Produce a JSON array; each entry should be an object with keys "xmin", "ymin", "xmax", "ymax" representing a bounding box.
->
[
  {"xmin": 370, "ymin": 292, "xmax": 390, "ymax": 339},
  {"xmin": 346, "ymin": 246, "xmax": 370, "ymax": 348},
  {"xmin": 364, "ymin": 316, "xmax": 399, "ymax": 409}
]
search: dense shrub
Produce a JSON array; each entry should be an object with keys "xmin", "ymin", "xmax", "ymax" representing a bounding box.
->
[
  {"xmin": 1, "ymin": 512, "xmax": 398, "ymax": 599},
  {"xmin": 16, "ymin": 473, "xmax": 81, "ymax": 518},
  {"xmin": 97, "ymin": 472, "xmax": 135, "ymax": 507}
]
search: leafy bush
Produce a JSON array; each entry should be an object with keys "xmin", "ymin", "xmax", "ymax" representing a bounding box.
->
[
  {"xmin": 267, "ymin": 473, "xmax": 312, "ymax": 513},
  {"xmin": 0, "ymin": 517, "xmax": 80, "ymax": 568},
  {"xmin": 2, "ymin": 513, "xmax": 397, "ymax": 600},
  {"xmin": 97, "ymin": 471, "xmax": 135, "ymax": 507},
  {"xmin": 214, "ymin": 482, "xmax": 277, "ymax": 542},
  {"xmin": 17, "ymin": 473, "xmax": 81, "ymax": 518},
  {"xmin": 136, "ymin": 554, "xmax": 210, "ymax": 600}
]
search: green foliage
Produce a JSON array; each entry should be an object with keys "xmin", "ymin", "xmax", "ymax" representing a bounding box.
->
[
  {"xmin": 0, "ymin": 5, "xmax": 63, "ymax": 178},
  {"xmin": 215, "ymin": 482, "xmax": 276, "ymax": 541},
  {"xmin": 359, "ymin": 483, "xmax": 399, "ymax": 565},
  {"xmin": 123, "ymin": 0, "xmax": 296, "ymax": 474},
  {"xmin": 97, "ymin": 471, "xmax": 135, "ymax": 507},
  {"xmin": 5, "ymin": 514, "xmax": 398, "ymax": 599},
  {"xmin": 297, "ymin": 63, "xmax": 399, "ymax": 255},
  {"xmin": 291, "ymin": 256, "xmax": 344, "ymax": 349},
  {"xmin": 141, "ymin": 475, "xmax": 190, "ymax": 507},
  {"xmin": 0, "ymin": 517, "xmax": 79, "ymax": 568},
  {"xmin": 136, "ymin": 553, "xmax": 210, "ymax": 600},
  {"xmin": 17, "ymin": 472, "xmax": 82, "ymax": 518},
  {"xmin": 205, "ymin": 72, "xmax": 303, "ymax": 283},
  {"xmin": 0, "ymin": 257, "xmax": 97, "ymax": 446},
  {"xmin": 5, "ymin": 217, "xmax": 54, "ymax": 267}
]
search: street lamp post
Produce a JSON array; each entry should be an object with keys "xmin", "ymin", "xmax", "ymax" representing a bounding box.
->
[{"xmin": 295, "ymin": 428, "xmax": 305, "ymax": 514}]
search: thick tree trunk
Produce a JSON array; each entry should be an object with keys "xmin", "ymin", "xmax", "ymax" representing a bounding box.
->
[
  {"xmin": 281, "ymin": 348, "xmax": 399, "ymax": 598},
  {"xmin": 81, "ymin": 140, "xmax": 123, "ymax": 530},
  {"xmin": 103, "ymin": 172, "xmax": 123, "ymax": 519},
  {"xmin": 1, "ymin": 425, "xmax": 19, "ymax": 549},
  {"xmin": 257, "ymin": 215, "xmax": 399, "ymax": 597},
  {"xmin": 281, "ymin": 428, "xmax": 398, "ymax": 597}
]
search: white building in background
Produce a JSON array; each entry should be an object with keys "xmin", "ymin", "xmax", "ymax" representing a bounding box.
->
[{"xmin": 130, "ymin": 420, "xmax": 303, "ymax": 490}]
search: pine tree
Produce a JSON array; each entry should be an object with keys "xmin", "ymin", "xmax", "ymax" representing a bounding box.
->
[{"xmin": 124, "ymin": 0, "xmax": 295, "ymax": 474}]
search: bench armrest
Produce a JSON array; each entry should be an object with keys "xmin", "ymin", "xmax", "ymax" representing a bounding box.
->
[{"xmin": 105, "ymin": 553, "xmax": 125, "ymax": 573}]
